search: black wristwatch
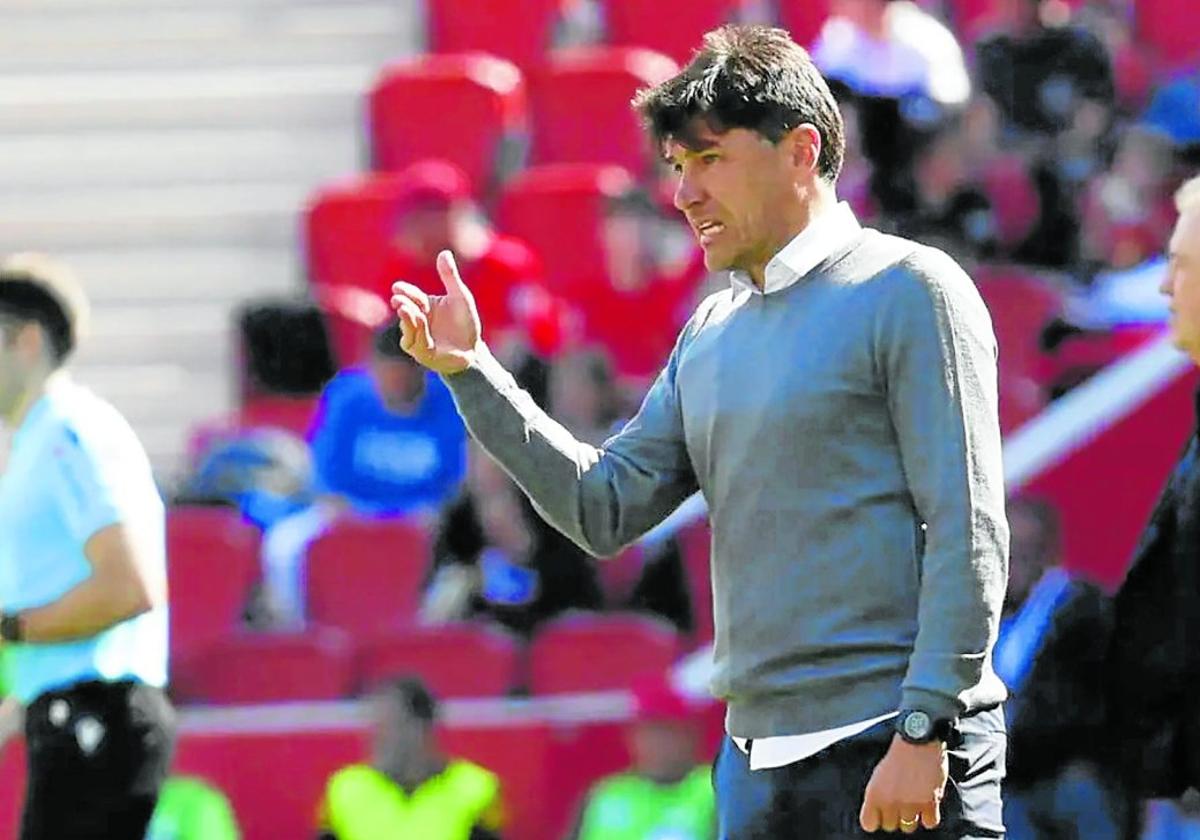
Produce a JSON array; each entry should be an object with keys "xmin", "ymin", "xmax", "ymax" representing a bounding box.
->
[
  {"xmin": 894, "ymin": 709, "xmax": 954, "ymax": 745},
  {"xmin": 0, "ymin": 612, "xmax": 24, "ymax": 643}
]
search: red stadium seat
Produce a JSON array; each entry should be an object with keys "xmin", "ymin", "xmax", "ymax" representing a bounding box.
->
[
  {"xmin": 305, "ymin": 517, "xmax": 432, "ymax": 635},
  {"xmin": 777, "ymin": 0, "xmax": 831, "ymax": 48},
  {"xmin": 600, "ymin": 0, "xmax": 748, "ymax": 65},
  {"xmin": 527, "ymin": 47, "xmax": 678, "ymax": 176},
  {"xmin": 1136, "ymin": 0, "xmax": 1200, "ymax": 69},
  {"xmin": 357, "ymin": 624, "xmax": 521, "ymax": 698},
  {"xmin": 166, "ymin": 506, "xmax": 260, "ymax": 660},
  {"xmin": 426, "ymin": 0, "xmax": 566, "ymax": 70},
  {"xmin": 368, "ymin": 53, "xmax": 527, "ymax": 194},
  {"xmin": 172, "ymin": 628, "xmax": 354, "ymax": 705},
  {"xmin": 528, "ymin": 612, "xmax": 681, "ymax": 694},
  {"xmin": 305, "ymin": 172, "xmax": 414, "ymax": 300},
  {"xmin": 496, "ymin": 163, "xmax": 636, "ymax": 295}
]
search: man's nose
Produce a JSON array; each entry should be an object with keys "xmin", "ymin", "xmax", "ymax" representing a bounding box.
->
[{"xmin": 674, "ymin": 171, "xmax": 702, "ymax": 211}]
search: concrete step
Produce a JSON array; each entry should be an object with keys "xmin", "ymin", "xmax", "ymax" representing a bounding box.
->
[
  {"xmin": 0, "ymin": 129, "xmax": 362, "ymax": 190},
  {"xmin": 0, "ymin": 65, "xmax": 372, "ymax": 132},
  {"xmin": 58, "ymin": 247, "xmax": 301, "ymax": 304},
  {"xmin": 0, "ymin": 182, "xmax": 309, "ymax": 250}
]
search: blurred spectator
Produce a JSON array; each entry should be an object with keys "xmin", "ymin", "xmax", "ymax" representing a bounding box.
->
[
  {"xmin": 995, "ymin": 496, "xmax": 1134, "ymax": 839},
  {"xmin": 147, "ymin": 776, "xmax": 241, "ymax": 840},
  {"xmin": 565, "ymin": 674, "xmax": 715, "ymax": 840},
  {"xmin": 317, "ymin": 676, "xmax": 505, "ymax": 840},
  {"xmin": 377, "ymin": 158, "xmax": 570, "ymax": 358},
  {"xmin": 813, "ymin": 0, "xmax": 970, "ymax": 213},
  {"xmin": 1079, "ymin": 126, "xmax": 1178, "ymax": 272},
  {"xmin": 421, "ymin": 443, "xmax": 603, "ymax": 637},
  {"xmin": 547, "ymin": 349, "xmax": 625, "ymax": 445},
  {"xmin": 975, "ymin": 0, "xmax": 1115, "ymax": 138},
  {"xmin": 576, "ymin": 187, "xmax": 703, "ymax": 381},
  {"xmin": 259, "ymin": 323, "xmax": 466, "ymax": 627},
  {"xmin": 1142, "ymin": 792, "xmax": 1200, "ymax": 840}
]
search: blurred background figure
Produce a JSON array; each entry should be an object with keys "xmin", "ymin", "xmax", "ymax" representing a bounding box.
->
[
  {"xmin": 259, "ymin": 322, "xmax": 466, "ymax": 628},
  {"xmin": 317, "ymin": 676, "xmax": 505, "ymax": 840},
  {"xmin": 565, "ymin": 673, "xmax": 715, "ymax": 840},
  {"xmin": 422, "ymin": 442, "xmax": 603, "ymax": 638},
  {"xmin": 547, "ymin": 348, "xmax": 626, "ymax": 445},
  {"xmin": 375, "ymin": 158, "xmax": 571, "ymax": 359},
  {"xmin": 996, "ymin": 496, "xmax": 1135, "ymax": 839}
]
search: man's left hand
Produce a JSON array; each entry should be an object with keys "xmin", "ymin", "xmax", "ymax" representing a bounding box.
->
[{"xmin": 859, "ymin": 735, "xmax": 948, "ymax": 833}]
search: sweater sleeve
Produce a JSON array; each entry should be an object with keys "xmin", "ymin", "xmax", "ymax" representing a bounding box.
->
[
  {"xmin": 441, "ymin": 320, "xmax": 702, "ymax": 558},
  {"xmin": 879, "ymin": 247, "xmax": 1009, "ymax": 721}
]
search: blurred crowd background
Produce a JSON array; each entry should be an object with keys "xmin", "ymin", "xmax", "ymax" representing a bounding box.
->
[{"xmin": 3, "ymin": 0, "xmax": 1200, "ymax": 837}]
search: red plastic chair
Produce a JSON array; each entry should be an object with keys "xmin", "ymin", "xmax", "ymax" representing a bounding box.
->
[
  {"xmin": 527, "ymin": 612, "xmax": 680, "ymax": 694},
  {"xmin": 368, "ymin": 53, "xmax": 527, "ymax": 194},
  {"xmin": 426, "ymin": 0, "xmax": 566, "ymax": 70},
  {"xmin": 305, "ymin": 517, "xmax": 433, "ymax": 635},
  {"xmin": 172, "ymin": 628, "xmax": 354, "ymax": 705},
  {"xmin": 357, "ymin": 623, "xmax": 521, "ymax": 698},
  {"xmin": 496, "ymin": 163, "xmax": 636, "ymax": 295},
  {"xmin": 304, "ymin": 172, "xmax": 416, "ymax": 305},
  {"xmin": 601, "ymin": 0, "xmax": 748, "ymax": 65},
  {"xmin": 166, "ymin": 507, "xmax": 260, "ymax": 660},
  {"xmin": 527, "ymin": 47, "xmax": 678, "ymax": 175},
  {"xmin": 777, "ymin": 0, "xmax": 831, "ymax": 48}
]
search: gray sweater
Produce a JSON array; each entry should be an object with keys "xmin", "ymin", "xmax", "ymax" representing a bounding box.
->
[{"xmin": 443, "ymin": 228, "xmax": 1009, "ymax": 738}]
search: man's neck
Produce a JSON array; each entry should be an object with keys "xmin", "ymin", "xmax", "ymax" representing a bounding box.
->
[
  {"xmin": 745, "ymin": 189, "xmax": 838, "ymax": 290},
  {"xmin": 4, "ymin": 372, "xmax": 52, "ymax": 433}
]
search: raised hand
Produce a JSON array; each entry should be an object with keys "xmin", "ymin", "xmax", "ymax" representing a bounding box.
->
[{"xmin": 390, "ymin": 250, "xmax": 482, "ymax": 375}]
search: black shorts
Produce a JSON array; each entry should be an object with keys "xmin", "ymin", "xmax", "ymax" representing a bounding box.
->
[{"xmin": 21, "ymin": 679, "xmax": 176, "ymax": 840}]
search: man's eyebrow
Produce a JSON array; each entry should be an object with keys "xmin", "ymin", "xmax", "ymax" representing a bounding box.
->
[{"xmin": 663, "ymin": 138, "xmax": 721, "ymax": 161}]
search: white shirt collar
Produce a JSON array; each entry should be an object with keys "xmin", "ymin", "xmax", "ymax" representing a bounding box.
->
[{"xmin": 730, "ymin": 201, "xmax": 862, "ymax": 296}]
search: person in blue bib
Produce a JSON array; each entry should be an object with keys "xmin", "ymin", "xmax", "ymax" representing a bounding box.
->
[{"xmin": 0, "ymin": 254, "xmax": 174, "ymax": 840}]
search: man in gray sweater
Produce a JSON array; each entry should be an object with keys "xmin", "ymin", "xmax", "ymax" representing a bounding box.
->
[{"xmin": 391, "ymin": 25, "xmax": 1008, "ymax": 839}]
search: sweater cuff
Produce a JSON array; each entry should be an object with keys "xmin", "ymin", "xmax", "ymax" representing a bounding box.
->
[{"xmin": 899, "ymin": 688, "xmax": 963, "ymax": 723}]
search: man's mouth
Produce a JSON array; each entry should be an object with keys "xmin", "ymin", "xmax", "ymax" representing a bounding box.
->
[{"xmin": 694, "ymin": 220, "xmax": 725, "ymax": 246}]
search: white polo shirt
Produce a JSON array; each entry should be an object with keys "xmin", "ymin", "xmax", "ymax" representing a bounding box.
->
[{"xmin": 0, "ymin": 378, "xmax": 167, "ymax": 703}]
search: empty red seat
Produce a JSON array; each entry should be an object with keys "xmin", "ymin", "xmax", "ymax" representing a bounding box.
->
[
  {"xmin": 496, "ymin": 163, "xmax": 636, "ymax": 295},
  {"xmin": 528, "ymin": 612, "xmax": 680, "ymax": 694},
  {"xmin": 357, "ymin": 623, "xmax": 520, "ymax": 698},
  {"xmin": 601, "ymin": 0, "xmax": 747, "ymax": 65},
  {"xmin": 528, "ymin": 47, "xmax": 678, "ymax": 176},
  {"xmin": 305, "ymin": 517, "xmax": 432, "ymax": 635},
  {"xmin": 368, "ymin": 53, "xmax": 527, "ymax": 194},
  {"xmin": 426, "ymin": 0, "xmax": 566, "ymax": 70},
  {"xmin": 777, "ymin": 0, "xmax": 831, "ymax": 48},
  {"xmin": 173, "ymin": 629, "xmax": 353, "ymax": 705},
  {"xmin": 166, "ymin": 506, "xmax": 260, "ymax": 659}
]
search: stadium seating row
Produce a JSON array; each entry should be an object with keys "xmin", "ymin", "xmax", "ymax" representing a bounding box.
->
[{"xmin": 171, "ymin": 612, "xmax": 683, "ymax": 705}]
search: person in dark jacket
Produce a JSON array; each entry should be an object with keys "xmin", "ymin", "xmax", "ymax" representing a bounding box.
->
[{"xmin": 1105, "ymin": 176, "xmax": 1200, "ymax": 803}]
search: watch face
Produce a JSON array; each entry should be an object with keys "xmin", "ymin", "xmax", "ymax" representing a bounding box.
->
[{"xmin": 903, "ymin": 711, "xmax": 933, "ymax": 741}]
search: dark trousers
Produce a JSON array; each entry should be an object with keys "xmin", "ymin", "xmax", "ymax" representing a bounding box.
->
[
  {"xmin": 21, "ymin": 680, "xmax": 176, "ymax": 840},
  {"xmin": 715, "ymin": 706, "xmax": 1007, "ymax": 839}
]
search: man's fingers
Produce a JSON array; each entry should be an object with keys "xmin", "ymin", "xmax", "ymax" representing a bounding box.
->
[
  {"xmin": 920, "ymin": 798, "xmax": 941, "ymax": 830},
  {"xmin": 878, "ymin": 806, "xmax": 900, "ymax": 833},
  {"xmin": 899, "ymin": 811, "xmax": 922, "ymax": 834},
  {"xmin": 391, "ymin": 281, "xmax": 431, "ymax": 313},
  {"xmin": 436, "ymin": 250, "xmax": 469, "ymax": 299},
  {"xmin": 859, "ymin": 796, "xmax": 881, "ymax": 832},
  {"xmin": 396, "ymin": 309, "xmax": 417, "ymax": 354},
  {"xmin": 396, "ymin": 302, "xmax": 431, "ymax": 354}
]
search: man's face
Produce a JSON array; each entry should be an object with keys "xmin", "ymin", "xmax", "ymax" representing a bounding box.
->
[
  {"xmin": 1162, "ymin": 207, "xmax": 1200, "ymax": 362},
  {"xmin": 628, "ymin": 719, "xmax": 699, "ymax": 781},
  {"xmin": 393, "ymin": 202, "xmax": 459, "ymax": 260},
  {"xmin": 666, "ymin": 123, "xmax": 813, "ymax": 275},
  {"xmin": 0, "ymin": 318, "xmax": 34, "ymax": 424},
  {"xmin": 370, "ymin": 355, "xmax": 424, "ymax": 411}
]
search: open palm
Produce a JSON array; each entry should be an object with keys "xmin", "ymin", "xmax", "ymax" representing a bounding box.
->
[{"xmin": 390, "ymin": 250, "xmax": 481, "ymax": 375}]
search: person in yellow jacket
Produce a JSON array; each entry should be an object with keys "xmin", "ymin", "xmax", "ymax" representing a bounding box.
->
[
  {"xmin": 316, "ymin": 676, "xmax": 505, "ymax": 840},
  {"xmin": 567, "ymin": 674, "xmax": 716, "ymax": 840}
]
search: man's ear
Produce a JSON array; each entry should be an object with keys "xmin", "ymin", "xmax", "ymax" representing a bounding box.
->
[{"xmin": 785, "ymin": 124, "xmax": 822, "ymax": 175}]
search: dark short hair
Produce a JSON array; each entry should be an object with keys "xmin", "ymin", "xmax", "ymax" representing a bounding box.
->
[
  {"xmin": 377, "ymin": 676, "xmax": 439, "ymax": 724},
  {"xmin": 0, "ymin": 256, "xmax": 87, "ymax": 364},
  {"xmin": 373, "ymin": 321, "xmax": 419, "ymax": 363},
  {"xmin": 633, "ymin": 25, "xmax": 845, "ymax": 183}
]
